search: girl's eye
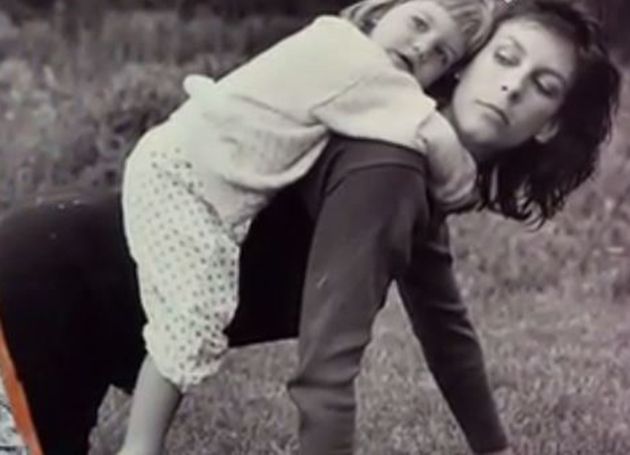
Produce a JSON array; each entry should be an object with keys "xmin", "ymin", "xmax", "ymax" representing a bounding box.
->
[
  {"xmin": 494, "ymin": 46, "xmax": 519, "ymax": 66},
  {"xmin": 435, "ymin": 47, "xmax": 449, "ymax": 66},
  {"xmin": 412, "ymin": 16, "xmax": 429, "ymax": 32}
]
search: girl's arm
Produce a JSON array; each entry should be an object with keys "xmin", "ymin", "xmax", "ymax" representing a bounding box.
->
[
  {"xmin": 310, "ymin": 68, "xmax": 436, "ymax": 149},
  {"xmin": 416, "ymin": 112, "xmax": 480, "ymax": 212},
  {"xmin": 310, "ymin": 70, "xmax": 478, "ymax": 212},
  {"xmin": 118, "ymin": 355, "xmax": 182, "ymax": 455}
]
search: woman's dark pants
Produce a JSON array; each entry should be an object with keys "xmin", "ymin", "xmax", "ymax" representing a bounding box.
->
[{"xmin": 0, "ymin": 189, "xmax": 310, "ymax": 454}]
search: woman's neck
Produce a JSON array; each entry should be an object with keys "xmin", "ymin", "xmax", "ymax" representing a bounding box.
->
[{"xmin": 439, "ymin": 104, "xmax": 489, "ymax": 164}]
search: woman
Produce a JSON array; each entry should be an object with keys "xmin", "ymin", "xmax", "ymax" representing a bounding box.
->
[{"xmin": 0, "ymin": 1, "xmax": 620, "ymax": 454}]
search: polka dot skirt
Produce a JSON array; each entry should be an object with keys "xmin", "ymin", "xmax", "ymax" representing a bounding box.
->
[{"xmin": 122, "ymin": 135, "xmax": 240, "ymax": 392}]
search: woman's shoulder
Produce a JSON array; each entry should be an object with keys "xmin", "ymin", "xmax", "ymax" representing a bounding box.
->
[
  {"xmin": 316, "ymin": 135, "xmax": 430, "ymax": 192},
  {"xmin": 329, "ymin": 136, "xmax": 429, "ymax": 169}
]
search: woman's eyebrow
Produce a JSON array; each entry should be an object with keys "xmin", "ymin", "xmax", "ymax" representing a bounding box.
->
[{"xmin": 504, "ymin": 35, "xmax": 525, "ymax": 53}]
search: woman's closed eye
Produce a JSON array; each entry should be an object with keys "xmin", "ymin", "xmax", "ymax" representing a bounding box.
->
[
  {"xmin": 494, "ymin": 46, "xmax": 520, "ymax": 66},
  {"xmin": 534, "ymin": 75, "xmax": 563, "ymax": 98}
]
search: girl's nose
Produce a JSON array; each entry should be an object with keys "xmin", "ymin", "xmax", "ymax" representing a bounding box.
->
[
  {"xmin": 412, "ymin": 35, "xmax": 435, "ymax": 60},
  {"xmin": 415, "ymin": 49, "xmax": 428, "ymax": 64},
  {"xmin": 411, "ymin": 44, "xmax": 430, "ymax": 65}
]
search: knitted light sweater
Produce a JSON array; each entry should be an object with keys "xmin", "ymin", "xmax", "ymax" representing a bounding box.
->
[{"xmin": 138, "ymin": 15, "xmax": 476, "ymax": 238}]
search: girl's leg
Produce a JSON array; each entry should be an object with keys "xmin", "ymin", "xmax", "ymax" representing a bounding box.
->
[
  {"xmin": 119, "ymin": 355, "xmax": 181, "ymax": 455},
  {"xmin": 120, "ymin": 145, "xmax": 242, "ymax": 453}
]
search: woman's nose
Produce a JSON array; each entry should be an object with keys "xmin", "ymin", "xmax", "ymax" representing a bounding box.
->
[{"xmin": 499, "ymin": 75, "xmax": 525, "ymax": 103}]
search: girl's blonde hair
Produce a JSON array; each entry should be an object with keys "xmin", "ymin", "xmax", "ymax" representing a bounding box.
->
[{"xmin": 340, "ymin": 0, "xmax": 496, "ymax": 56}]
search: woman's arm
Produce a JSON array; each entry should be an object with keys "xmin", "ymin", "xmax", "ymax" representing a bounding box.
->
[
  {"xmin": 288, "ymin": 163, "xmax": 430, "ymax": 455},
  {"xmin": 118, "ymin": 355, "xmax": 182, "ymax": 455},
  {"xmin": 397, "ymin": 222, "xmax": 510, "ymax": 454}
]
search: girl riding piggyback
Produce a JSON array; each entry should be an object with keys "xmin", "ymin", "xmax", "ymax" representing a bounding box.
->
[{"xmin": 119, "ymin": 1, "xmax": 495, "ymax": 453}]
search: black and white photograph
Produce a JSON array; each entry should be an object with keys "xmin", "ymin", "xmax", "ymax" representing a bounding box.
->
[{"xmin": 0, "ymin": 0, "xmax": 628, "ymax": 454}]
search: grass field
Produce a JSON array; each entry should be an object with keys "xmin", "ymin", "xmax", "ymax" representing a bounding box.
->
[{"xmin": 1, "ymin": 9, "xmax": 629, "ymax": 454}]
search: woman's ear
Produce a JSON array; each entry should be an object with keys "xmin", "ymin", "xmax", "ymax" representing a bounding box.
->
[{"xmin": 535, "ymin": 119, "xmax": 559, "ymax": 143}]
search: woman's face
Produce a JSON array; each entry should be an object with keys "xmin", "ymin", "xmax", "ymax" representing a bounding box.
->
[{"xmin": 448, "ymin": 18, "xmax": 578, "ymax": 161}]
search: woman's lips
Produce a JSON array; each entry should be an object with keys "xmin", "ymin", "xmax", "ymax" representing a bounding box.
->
[{"xmin": 476, "ymin": 100, "xmax": 510, "ymax": 125}]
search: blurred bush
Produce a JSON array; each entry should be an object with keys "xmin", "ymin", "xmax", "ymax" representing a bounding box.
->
[
  {"xmin": 0, "ymin": 10, "xmax": 303, "ymax": 210},
  {"xmin": 0, "ymin": 5, "xmax": 628, "ymax": 300}
]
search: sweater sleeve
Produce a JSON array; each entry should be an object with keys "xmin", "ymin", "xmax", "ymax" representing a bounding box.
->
[
  {"xmin": 288, "ymin": 165, "xmax": 429, "ymax": 455},
  {"xmin": 309, "ymin": 68, "xmax": 480, "ymax": 213},
  {"xmin": 310, "ymin": 67, "xmax": 436, "ymax": 152},
  {"xmin": 221, "ymin": 14, "xmax": 438, "ymax": 144},
  {"xmin": 215, "ymin": 15, "xmax": 420, "ymax": 120},
  {"xmin": 397, "ymin": 222, "xmax": 510, "ymax": 454}
]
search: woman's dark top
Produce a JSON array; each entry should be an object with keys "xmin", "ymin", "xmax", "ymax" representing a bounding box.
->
[{"xmin": 0, "ymin": 136, "xmax": 508, "ymax": 454}]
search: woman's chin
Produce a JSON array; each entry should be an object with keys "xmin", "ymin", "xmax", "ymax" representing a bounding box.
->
[{"xmin": 458, "ymin": 126, "xmax": 502, "ymax": 162}]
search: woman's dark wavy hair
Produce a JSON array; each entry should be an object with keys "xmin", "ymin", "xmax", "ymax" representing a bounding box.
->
[{"xmin": 436, "ymin": 0, "xmax": 621, "ymax": 225}]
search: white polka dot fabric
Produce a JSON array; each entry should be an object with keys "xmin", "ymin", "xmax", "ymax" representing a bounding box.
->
[{"xmin": 122, "ymin": 137, "xmax": 240, "ymax": 392}]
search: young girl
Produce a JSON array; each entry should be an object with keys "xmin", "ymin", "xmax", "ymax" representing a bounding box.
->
[{"xmin": 119, "ymin": 0, "xmax": 495, "ymax": 453}]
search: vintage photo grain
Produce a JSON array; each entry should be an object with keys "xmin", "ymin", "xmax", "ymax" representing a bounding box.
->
[{"xmin": 0, "ymin": 1, "xmax": 628, "ymax": 454}]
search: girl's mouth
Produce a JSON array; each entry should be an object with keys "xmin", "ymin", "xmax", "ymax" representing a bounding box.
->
[{"xmin": 391, "ymin": 51, "xmax": 414, "ymax": 74}]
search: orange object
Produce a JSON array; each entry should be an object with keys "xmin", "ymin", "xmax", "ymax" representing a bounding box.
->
[{"xmin": 0, "ymin": 314, "xmax": 43, "ymax": 455}]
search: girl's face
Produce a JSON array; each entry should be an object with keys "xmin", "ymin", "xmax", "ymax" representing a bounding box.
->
[
  {"xmin": 370, "ymin": 0, "xmax": 466, "ymax": 86},
  {"xmin": 448, "ymin": 19, "xmax": 578, "ymax": 161}
]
